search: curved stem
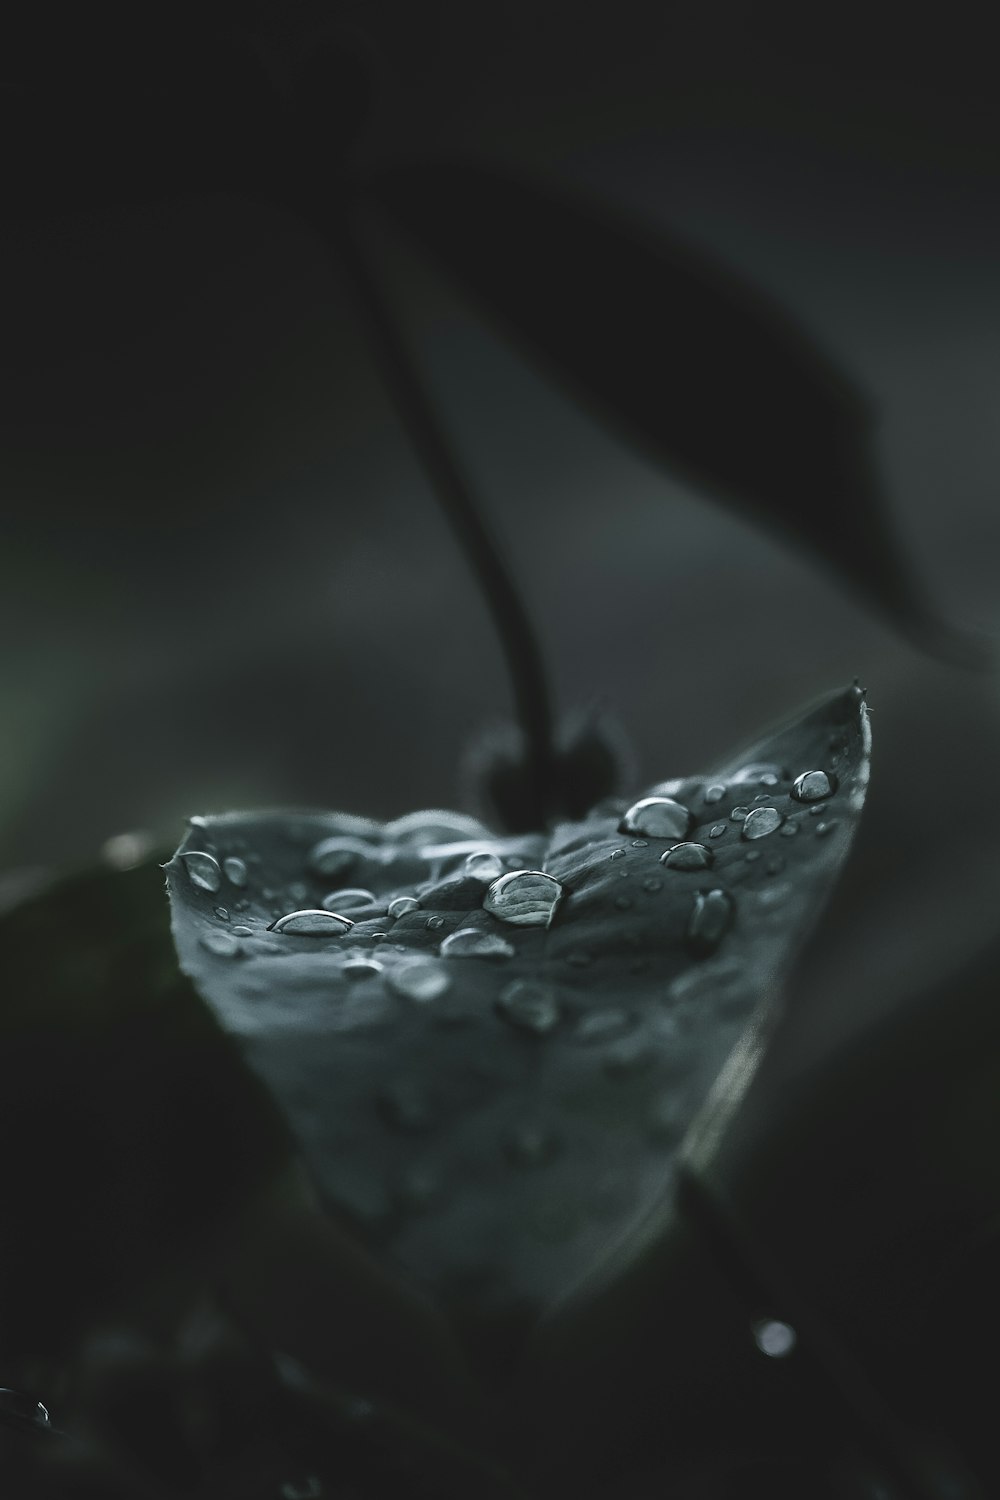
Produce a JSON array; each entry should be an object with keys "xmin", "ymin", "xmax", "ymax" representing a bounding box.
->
[{"xmin": 328, "ymin": 207, "xmax": 558, "ymax": 827}]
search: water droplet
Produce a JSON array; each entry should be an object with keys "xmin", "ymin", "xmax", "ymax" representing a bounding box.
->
[
  {"xmin": 269, "ymin": 909, "xmax": 354, "ymax": 936},
  {"xmin": 730, "ymin": 805, "xmax": 750, "ymax": 822},
  {"xmin": 388, "ymin": 895, "xmax": 421, "ymax": 919},
  {"xmin": 779, "ymin": 821, "xmax": 800, "ymax": 838},
  {"xmin": 464, "ymin": 850, "xmax": 505, "ymax": 881},
  {"xmin": 744, "ymin": 850, "xmax": 761, "ymax": 863},
  {"xmin": 686, "ymin": 889, "xmax": 735, "ymax": 956},
  {"xmin": 223, "ymin": 856, "xmax": 248, "ymax": 887},
  {"xmin": 342, "ymin": 958, "xmax": 384, "ymax": 979},
  {"xmin": 426, "ymin": 915, "xmax": 445, "ymax": 930},
  {"xmin": 179, "ymin": 851, "xmax": 223, "ymax": 893},
  {"xmin": 321, "ymin": 887, "xmax": 376, "ymax": 914},
  {"xmin": 214, "ymin": 905, "xmax": 230, "ymax": 920},
  {"xmin": 603, "ymin": 1036, "xmax": 651, "ymax": 1077},
  {"xmin": 704, "ymin": 784, "xmax": 726, "ymax": 804},
  {"xmin": 662, "ymin": 842, "xmax": 713, "ymax": 871},
  {"xmin": 741, "ymin": 807, "xmax": 783, "ymax": 840},
  {"xmin": 642, "ymin": 877, "xmax": 663, "ymax": 893},
  {"xmin": 609, "ymin": 847, "xmax": 627, "ymax": 860},
  {"xmin": 504, "ymin": 1122, "xmax": 559, "ymax": 1167},
  {"xmin": 614, "ymin": 894, "xmax": 633, "ymax": 910},
  {"xmin": 574, "ymin": 1008, "xmax": 632, "ymax": 1044},
  {"xmin": 232, "ymin": 924, "xmax": 253, "ymax": 937},
  {"xmin": 815, "ymin": 819, "xmax": 839, "ymax": 838},
  {"xmin": 200, "ymin": 930, "xmax": 240, "ymax": 958},
  {"xmin": 441, "ymin": 928, "xmax": 515, "ymax": 959},
  {"xmin": 483, "ymin": 869, "xmax": 563, "ymax": 927},
  {"xmin": 619, "ymin": 797, "xmax": 692, "ymax": 840},
  {"xmin": 496, "ymin": 979, "xmax": 559, "ymax": 1034},
  {"xmin": 630, "ymin": 838, "xmax": 649, "ymax": 848},
  {"xmin": 752, "ymin": 1318, "xmax": 797, "ymax": 1358},
  {"xmin": 792, "ymin": 769, "xmax": 836, "ymax": 803},
  {"xmin": 377, "ymin": 1081, "xmax": 432, "ymax": 1133},
  {"xmin": 387, "ymin": 960, "xmax": 451, "ymax": 1002},
  {"xmin": 759, "ymin": 772, "xmax": 780, "ymax": 787},
  {"xmin": 809, "ymin": 803, "xmax": 826, "ymax": 816},
  {"xmin": 101, "ymin": 830, "xmax": 155, "ymax": 870},
  {"xmin": 709, "ymin": 823, "xmax": 727, "ymax": 839}
]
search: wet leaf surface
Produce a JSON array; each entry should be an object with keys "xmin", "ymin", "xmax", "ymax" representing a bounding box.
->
[
  {"xmin": 166, "ymin": 685, "xmax": 871, "ymax": 1374},
  {"xmin": 365, "ymin": 161, "xmax": 980, "ymax": 657}
]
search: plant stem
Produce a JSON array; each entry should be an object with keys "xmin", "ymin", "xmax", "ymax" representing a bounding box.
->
[{"xmin": 327, "ymin": 207, "xmax": 558, "ymax": 827}]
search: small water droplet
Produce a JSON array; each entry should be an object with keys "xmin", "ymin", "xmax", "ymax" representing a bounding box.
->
[
  {"xmin": 779, "ymin": 821, "xmax": 800, "ymax": 838},
  {"xmin": 709, "ymin": 823, "xmax": 727, "ymax": 839},
  {"xmin": 661, "ymin": 841, "xmax": 714, "ymax": 871},
  {"xmin": 504, "ymin": 1122, "xmax": 559, "ymax": 1168},
  {"xmin": 574, "ymin": 1008, "xmax": 632, "ymax": 1044},
  {"xmin": 441, "ymin": 928, "xmax": 515, "ymax": 959},
  {"xmin": 809, "ymin": 803, "xmax": 826, "ymax": 816},
  {"xmin": 321, "ymin": 887, "xmax": 376, "ymax": 914},
  {"xmin": 614, "ymin": 894, "xmax": 633, "ymax": 909},
  {"xmin": 496, "ymin": 979, "xmax": 560, "ymax": 1034},
  {"xmin": 426, "ymin": 915, "xmax": 446, "ymax": 931},
  {"xmin": 630, "ymin": 838, "xmax": 649, "ymax": 848},
  {"xmin": 752, "ymin": 1318, "xmax": 797, "ymax": 1358},
  {"xmin": 464, "ymin": 850, "xmax": 505, "ymax": 881},
  {"xmin": 815, "ymin": 819, "xmax": 839, "ymax": 838},
  {"xmin": 759, "ymin": 772, "xmax": 779, "ymax": 787},
  {"xmin": 704, "ymin": 784, "xmax": 726, "ymax": 805},
  {"xmin": 732, "ymin": 762, "xmax": 785, "ymax": 785},
  {"xmin": 687, "ymin": 889, "xmax": 734, "ymax": 956},
  {"xmin": 484, "ymin": 869, "xmax": 563, "ymax": 927},
  {"xmin": 269, "ymin": 909, "xmax": 354, "ymax": 936},
  {"xmin": 642, "ymin": 877, "xmax": 663, "ymax": 893},
  {"xmin": 232, "ymin": 924, "xmax": 253, "ymax": 937},
  {"xmin": 741, "ymin": 807, "xmax": 783, "ymax": 840},
  {"xmin": 744, "ymin": 850, "xmax": 762, "ymax": 863},
  {"xmin": 342, "ymin": 957, "xmax": 384, "ymax": 979},
  {"xmin": 730, "ymin": 805, "xmax": 750, "ymax": 822},
  {"xmin": 387, "ymin": 960, "xmax": 451, "ymax": 1002},
  {"xmin": 792, "ymin": 769, "xmax": 836, "ymax": 803},
  {"xmin": 200, "ymin": 930, "xmax": 240, "ymax": 958},
  {"xmin": 388, "ymin": 895, "xmax": 421, "ymax": 919},
  {"xmin": 609, "ymin": 847, "xmax": 627, "ymax": 860},
  {"xmin": 603, "ymin": 1036, "xmax": 651, "ymax": 1077},
  {"xmin": 214, "ymin": 905, "xmax": 230, "ymax": 920},
  {"xmin": 377, "ymin": 1080, "xmax": 432, "ymax": 1133},
  {"xmin": 223, "ymin": 856, "xmax": 248, "ymax": 887},
  {"xmin": 179, "ymin": 851, "xmax": 223, "ymax": 893},
  {"xmin": 619, "ymin": 796, "xmax": 692, "ymax": 840}
]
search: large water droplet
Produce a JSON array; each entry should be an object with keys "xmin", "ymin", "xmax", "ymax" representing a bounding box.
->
[
  {"xmin": 741, "ymin": 807, "xmax": 783, "ymax": 840},
  {"xmin": 704, "ymin": 784, "xmax": 726, "ymax": 805},
  {"xmin": 200, "ymin": 930, "xmax": 240, "ymax": 958},
  {"xmin": 687, "ymin": 889, "xmax": 734, "ymax": 956},
  {"xmin": 619, "ymin": 797, "xmax": 692, "ymax": 840},
  {"xmin": 504, "ymin": 1122, "xmax": 559, "ymax": 1168},
  {"xmin": 791, "ymin": 769, "xmax": 836, "ymax": 803},
  {"xmin": 387, "ymin": 960, "xmax": 451, "ymax": 1002},
  {"xmin": 752, "ymin": 1318, "xmax": 797, "ymax": 1358},
  {"xmin": 661, "ymin": 842, "xmax": 713, "ymax": 872},
  {"xmin": 223, "ymin": 856, "xmax": 248, "ymax": 888},
  {"xmin": 388, "ymin": 895, "xmax": 421, "ymax": 919},
  {"xmin": 179, "ymin": 851, "xmax": 223, "ymax": 893},
  {"xmin": 496, "ymin": 979, "xmax": 560, "ymax": 1034},
  {"xmin": 321, "ymin": 887, "xmax": 377, "ymax": 914},
  {"xmin": 441, "ymin": 928, "xmax": 515, "ymax": 959},
  {"xmin": 464, "ymin": 850, "xmax": 505, "ymax": 881},
  {"xmin": 269, "ymin": 909, "xmax": 354, "ymax": 936},
  {"xmin": 483, "ymin": 870, "xmax": 563, "ymax": 927}
]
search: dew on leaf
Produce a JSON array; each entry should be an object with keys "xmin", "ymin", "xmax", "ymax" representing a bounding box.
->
[
  {"xmin": 496, "ymin": 978, "xmax": 560, "ymax": 1034},
  {"xmin": 388, "ymin": 895, "xmax": 421, "ymax": 919},
  {"xmin": 441, "ymin": 928, "xmax": 515, "ymax": 959},
  {"xmin": 686, "ymin": 889, "xmax": 735, "ymax": 956},
  {"xmin": 704, "ymin": 784, "xmax": 726, "ymax": 804},
  {"xmin": 269, "ymin": 909, "xmax": 354, "ymax": 936},
  {"xmin": 464, "ymin": 850, "xmax": 505, "ymax": 881},
  {"xmin": 200, "ymin": 930, "xmax": 240, "ymax": 958},
  {"xmin": 610, "ymin": 848, "xmax": 627, "ymax": 860},
  {"xmin": 630, "ymin": 838, "xmax": 649, "ymax": 848},
  {"xmin": 779, "ymin": 821, "xmax": 800, "ymax": 838},
  {"xmin": 426, "ymin": 915, "xmax": 446, "ymax": 931},
  {"xmin": 792, "ymin": 769, "xmax": 836, "ymax": 803},
  {"xmin": 484, "ymin": 869, "xmax": 563, "ymax": 927},
  {"xmin": 742, "ymin": 807, "xmax": 783, "ymax": 840},
  {"xmin": 662, "ymin": 842, "xmax": 713, "ymax": 871},
  {"xmin": 816, "ymin": 820, "xmax": 839, "ymax": 838},
  {"xmin": 642, "ymin": 877, "xmax": 663, "ymax": 893},
  {"xmin": 342, "ymin": 958, "xmax": 384, "ymax": 979},
  {"xmin": 709, "ymin": 823, "xmax": 727, "ymax": 839},
  {"xmin": 214, "ymin": 905, "xmax": 230, "ymax": 920},
  {"xmin": 730, "ymin": 805, "xmax": 750, "ymax": 822},
  {"xmin": 387, "ymin": 960, "xmax": 451, "ymax": 1002},
  {"xmin": 321, "ymin": 887, "xmax": 377, "ymax": 913},
  {"xmin": 178, "ymin": 851, "xmax": 223, "ymax": 893},
  {"xmin": 619, "ymin": 796, "xmax": 692, "ymax": 840},
  {"xmin": 232, "ymin": 924, "xmax": 253, "ymax": 937},
  {"xmin": 223, "ymin": 855, "xmax": 248, "ymax": 887}
]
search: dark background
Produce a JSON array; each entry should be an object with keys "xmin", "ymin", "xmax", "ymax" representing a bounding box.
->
[{"xmin": 2, "ymin": 0, "xmax": 998, "ymax": 1052}]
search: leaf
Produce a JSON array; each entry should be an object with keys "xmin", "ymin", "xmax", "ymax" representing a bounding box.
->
[
  {"xmin": 165, "ymin": 684, "xmax": 871, "ymax": 1407},
  {"xmin": 362, "ymin": 161, "xmax": 981, "ymax": 659}
]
